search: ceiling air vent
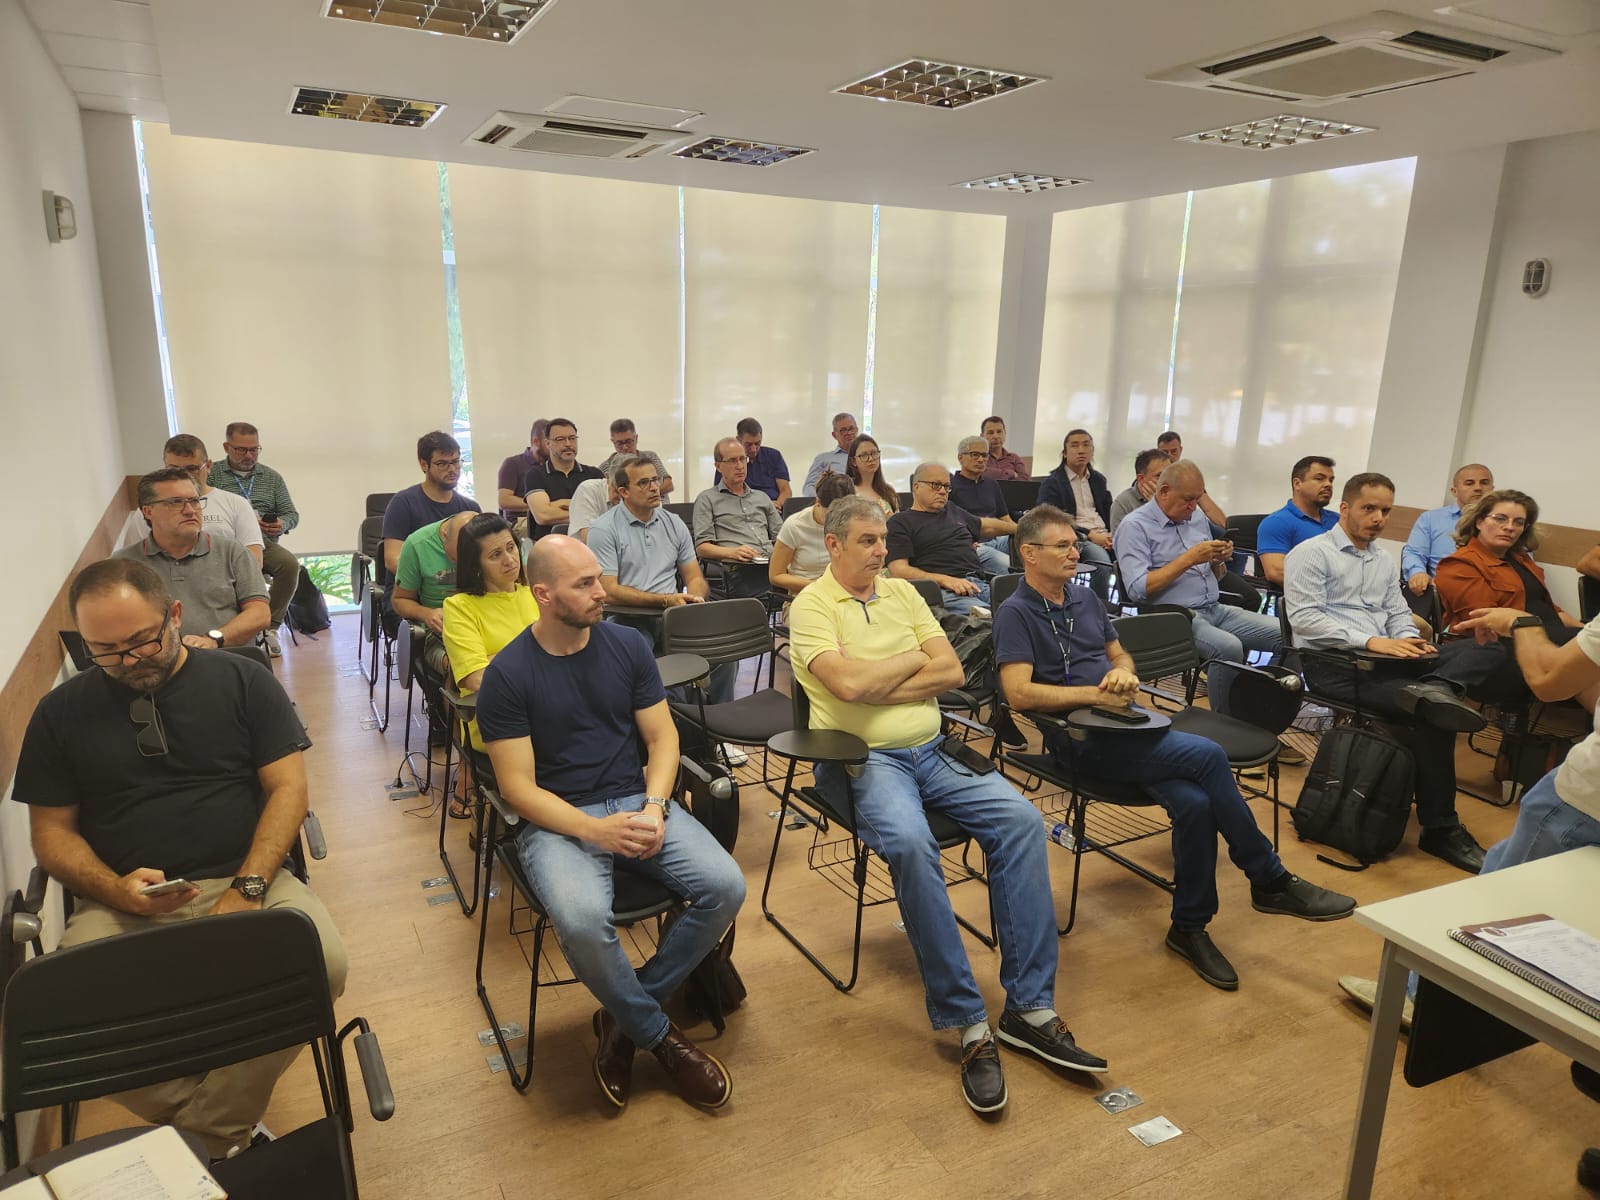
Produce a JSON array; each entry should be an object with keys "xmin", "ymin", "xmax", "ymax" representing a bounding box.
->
[
  {"xmin": 1150, "ymin": 10, "xmax": 1556, "ymax": 105},
  {"xmin": 466, "ymin": 112, "xmax": 693, "ymax": 159}
]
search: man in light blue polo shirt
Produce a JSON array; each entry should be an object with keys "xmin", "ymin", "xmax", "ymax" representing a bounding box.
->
[
  {"xmin": 1401, "ymin": 463, "xmax": 1494, "ymax": 595},
  {"xmin": 1114, "ymin": 460, "xmax": 1281, "ymax": 664},
  {"xmin": 1255, "ymin": 455, "xmax": 1338, "ymax": 586}
]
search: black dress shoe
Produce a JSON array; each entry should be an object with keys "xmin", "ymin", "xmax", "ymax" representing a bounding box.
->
[
  {"xmin": 1418, "ymin": 824, "xmax": 1484, "ymax": 873},
  {"xmin": 1396, "ymin": 682, "xmax": 1487, "ymax": 733},
  {"xmin": 1165, "ymin": 925, "xmax": 1239, "ymax": 990},
  {"xmin": 960, "ymin": 1034, "xmax": 1008, "ymax": 1113},
  {"xmin": 1579, "ymin": 1147, "xmax": 1600, "ymax": 1190},
  {"xmin": 996, "ymin": 1010, "xmax": 1108, "ymax": 1073},
  {"xmin": 592, "ymin": 1009, "xmax": 634, "ymax": 1109},
  {"xmin": 650, "ymin": 1022, "xmax": 731, "ymax": 1108},
  {"xmin": 1250, "ymin": 873, "xmax": 1356, "ymax": 921}
]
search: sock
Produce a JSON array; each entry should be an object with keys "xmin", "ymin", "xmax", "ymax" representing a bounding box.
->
[
  {"xmin": 1021, "ymin": 1008, "xmax": 1059, "ymax": 1029},
  {"xmin": 961, "ymin": 1021, "xmax": 991, "ymax": 1047}
]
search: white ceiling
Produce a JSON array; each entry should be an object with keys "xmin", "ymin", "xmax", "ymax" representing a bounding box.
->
[{"xmin": 23, "ymin": 0, "xmax": 1600, "ymax": 213}]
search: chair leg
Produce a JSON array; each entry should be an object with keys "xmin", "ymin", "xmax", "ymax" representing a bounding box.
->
[
  {"xmin": 475, "ymin": 813, "xmax": 533, "ymax": 1093},
  {"xmin": 438, "ymin": 750, "xmax": 484, "ymax": 918},
  {"xmin": 760, "ymin": 768, "xmax": 862, "ymax": 993},
  {"xmin": 1060, "ymin": 792, "xmax": 1087, "ymax": 937}
]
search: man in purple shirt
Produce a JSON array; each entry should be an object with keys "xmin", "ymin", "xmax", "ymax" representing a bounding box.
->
[
  {"xmin": 496, "ymin": 418, "xmax": 547, "ymax": 525},
  {"xmin": 980, "ymin": 416, "xmax": 1030, "ymax": 481},
  {"xmin": 734, "ymin": 418, "xmax": 792, "ymax": 507}
]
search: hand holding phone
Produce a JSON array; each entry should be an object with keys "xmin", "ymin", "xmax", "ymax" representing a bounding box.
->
[
  {"xmin": 139, "ymin": 878, "xmax": 196, "ymax": 897},
  {"xmin": 1089, "ymin": 705, "xmax": 1150, "ymax": 725}
]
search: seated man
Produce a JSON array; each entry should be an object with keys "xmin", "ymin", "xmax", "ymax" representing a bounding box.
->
[
  {"xmin": 1255, "ymin": 456, "xmax": 1338, "ymax": 586},
  {"xmin": 382, "ymin": 430, "xmax": 481, "ymax": 582},
  {"xmin": 1108, "ymin": 448, "xmax": 1170, "ymax": 536},
  {"xmin": 790, "ymin": 496, "xmax": 1107, "ymax": 1112},
  {"xmin": 1037, "ymin": 429, "xmax": 1113, "ymax": 597},
  {"xmin": 734, "ymin": 417, "xmax": 792, "ymax": 507},
  {"xmin": 887, "ymin": 463, "xmax": 1009, "ymax": 618},
  {"xmin": 1284, "ymin": 472, "xmax": 1496, "ymax": 873},
  {"xmin": 693, "ymin": 437, "xmax": 782, "ymax": 599},
  {"xmin": 1401, "ymin": 463, "xmax": 1494, "ymax": 595},
  {"xmin": 599, "ymin": 418, "xmax": 673, "ymax": 500},
  {"xmin": 208, "ymin": 422, "xmax": 301, "ymax": 655},
  {"xmin": 568, "ymin": 476, "xmax": 619, "ymax": 544},
  {"xmin": 995, "ymin": 506, "xmax": 1353, "ymax": 989},
  {"xmin": 391, "ymin": 511, "xmax": 479, "ymax": 692},
  {"xmin": 523, "ymin": 417, "xmax": 604, "ymax": 542},
  {"xmin": 1157, "ymin": 430, "xmax": 1183, "ymax": 461},
  {"xmin": 119, "ymin": 434, "xmax": 264, "ymax": 570},
  {"xmin": 114, "ymin": 468, "xmax": 270, "ymax": 650},
  {"xmin": 1113, "ymin": 461, "xmax": 1281, "ymax": 664},
  {"xmin": 801, "ymin": 412, "xmax": 859, "ymax": 496},
  {"xmin": 950, "ymin": 436, "xmax": 1018, "ymax": 574},
  {"xmin": 496, "ymin": 418, "xmax": 547, "ymax": 530},
  {"xmin": 15, "ymin": 558, "xmax": 346, "ymax": 1159},
  {"xmin": 980, "ymin": 415, "xmax": 1029, "ymax": 481},
  {"xmin": 478, "ymin": 536, "xmax": 743, "ymax": 1111}
]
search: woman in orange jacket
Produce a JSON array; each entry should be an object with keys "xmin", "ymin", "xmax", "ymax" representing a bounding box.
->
[{"xmin": 1436, "ymin": 490, "xmax": 1582, "ymax": 643}]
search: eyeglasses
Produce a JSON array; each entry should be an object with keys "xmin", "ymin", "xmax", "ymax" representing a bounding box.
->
[
  {"xmin": 718, "ymin": 456, "xmax": 749, "ymax": 467},
  {"xmin": 854, "ymin": 451, "xmax": 881, "ymax": 462},
  {"xmin": 228, "ymin": 444, "xmax": 262, "ymax": 455},
  {"xmin": 1024, "ymin": 541, "xmax": 1080, "ymax": 554},
  {"xmin": 147, "ymin": 495, "xmax": 207, "ymax": 512},
  {"xmin": 958, "ymin": 450, "xmax": 987, "ymax": 457},
  {"xmin": 429, "ymin": 457, "xmax": 462, "ymax": 469},
  {"xmin": 1484, "ymin": 513, "xmax": 1527, "ymax": 528},
  {"xmin": 547, "ymin": 435, "xmax": 578, "ymax": 446},
  {"xmin": 129, "ymin": 694, "xmax": 168, "ymax": 757},
  {"xmin": 915, "ymin": 480, "xmax": 951, "ymax": 491},
  {"xmin": 630, "ymin": 476, "xmax": 661, "ymax": 489},
  {"xmin": 85, "ymin": 613, "xmax": 172, "ymax": 667}
]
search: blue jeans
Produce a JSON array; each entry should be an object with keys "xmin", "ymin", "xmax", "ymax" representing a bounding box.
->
[
  {"xmin": 1190, "ymin": 601, "xmax": 1281, "ymax": 665},
  {"xmin": 1062, "ymin": 729, "xmax": 1283, "ymax": 931},
  {"xmin": 516, "ymin": 793, "xmax": 746, "ymax": 1049},
  {"xmin": 1077, "ymin": 541, "xmax": 1112, "ymax": 601},
  {"xmin": 815, "ymin": 738, "xmax": 1057, "ymax": 1030},
  {"xmin": 976, "ymin": 538, "xmax": 1011, "ymax": 576},
  {"xmin": 940, "ymin": 577, "xmax": 992, "ymax": 618}
]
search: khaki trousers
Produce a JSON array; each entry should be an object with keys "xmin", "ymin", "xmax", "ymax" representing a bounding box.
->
[{"xmin": 261, "ymin": 541, "xmax": 300, "ymax": 628}]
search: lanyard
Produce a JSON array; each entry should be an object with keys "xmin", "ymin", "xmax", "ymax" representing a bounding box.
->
[
  {"xmin": 229, "ymin": 470, "xmax": 255, "ymax": 501},
  {"xmin": 1040, "ymin": 592, "xmax": 1077, "ymax": 687}
]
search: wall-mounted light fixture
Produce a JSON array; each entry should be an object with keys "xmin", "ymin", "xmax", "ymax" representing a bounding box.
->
[{"xmin": 43, "ymin": 191, "xmax": 77, "ymax": 243}]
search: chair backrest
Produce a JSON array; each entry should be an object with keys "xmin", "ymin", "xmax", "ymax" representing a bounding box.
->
[
  {"xmin": 907, "ymin": 578, "xmax": 944, "ymax": 614},
  {"xmin": 781, "ymin": 496, "xmax": 812, "ymax": 518},
  {"xmin": 1, "ymin": 909, "xmax": 333, "ymax": 1120},
  {"xmin": 1206, "ymin": 661, "xmax": 1304, "ymax": 736},
  {"xmin": 990, "ymin": 572, "xmax": 1023, "ymax": 612},
  {"xmin": 1583, "ymin": 574, "xmax": 1600, "ymax": 624},
  {"xmin": 1228, "ymin": 513, "xmax": 1268, "ymax": 553},
  {"xmin": 895, "ymin": 492, "xmax": 913, "ymax": 512},
  {"xmin": 57, "ymin": 631, "xmax": 92, "ymax": 673},
  {"xmin": 223, "ymin": 643, "xmax": 273, "ymax": 670},
  {"xmin": 662, "ymin": 598, "xmax": 773, "ymax": 667},
  {"xmin": 998, "ymin": 479, "xmax": 1040, "ymax": 516},
  {"xmin": 359, "ymin": 514, "xmax": 387, "ymax": 583},
  {"xmin": 1401, "ymin": 570, "xmax": 1443, "ymax": 638},
  {"xmin": 366, "ymin": 492, "xmax": 395, "ymax": 519},
  {"xmin": 1112, "ymin": 611, "xmax": 1199, "ymax": 681},
  {"xmin": 664, "ymin": 501, "xmax": 696, "ymax": 530},
  {"xmin": 790, "ymin": 673, "xmax": 815, "ymax": 731}
]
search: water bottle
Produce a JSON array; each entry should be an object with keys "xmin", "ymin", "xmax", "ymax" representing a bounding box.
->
[{"xmin": 1046, "ymin": 820, "xmax": 1075, "ymax": 850}]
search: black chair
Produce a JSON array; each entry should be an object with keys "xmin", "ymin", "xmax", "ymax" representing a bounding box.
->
[
  {"xmin": 662, "ymin": 599, "xmax": 794, "ymax": 785},
  {"xmin": 472, "ymin": 754, "xmax": 715, "ymax": 1094},
  {"xmin": 1402, "ymin": 570, "xmax": 1443, "ymax": 642},
  {"xmin": 998, "ymin": 478, "xmax": 1040, "ymax": 518},
  {"xmin": 0, "ymin": 909, "xmax": 393, "ymax": 1196},
  {"xmin": 1226, "ymin": 513, "xmax": 1270, "ymax": 583},
  {"xmin": 354, "ymin": 515, "xmax": 396, "ymax": 731},
  {"xmin": 761, "ymin": 685, "xmax": 994, "ymax": 993},
  {"xmin": 389, "ymin": 619, "xmax": 440, "ymax": 796},
  {"xmin": 664, "ymin": 501, "xmax": 696, "ymax": 528},
  {"xmin": 781, "ymin": 496, "xmax": 812, "ymax": 518},
  {"xmin": 1582, "ymin": 573, "xmax": 1599, "ymax": 624},
  {"xmin": 435, "ymin": 685, "xmax": 490, "ymax": 917}
]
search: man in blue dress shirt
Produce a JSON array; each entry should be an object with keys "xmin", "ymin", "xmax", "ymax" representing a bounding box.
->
[
  {"xmin": 1401, "ymin": 463, "xmax": 1494, "ymax": 595},
  {"xmin": 1255, "ymin": 456, "xmax": 1338, "ymax": 586}
]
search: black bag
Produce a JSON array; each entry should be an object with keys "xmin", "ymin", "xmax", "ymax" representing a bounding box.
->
[
  {"xmin": 1291, "ymin": 726, "xmax": 1414, "ymax": 871},
  {"xmin": 940, "ymin": 611, "xmax": 994, "ymax": 698},
  {"xmin": 674, "ymin": 759, "xmax": 747, "ymax": 1031},
  {"xmin": 286, "ymin": 569, "xmax": 332, "ymax": 635}
]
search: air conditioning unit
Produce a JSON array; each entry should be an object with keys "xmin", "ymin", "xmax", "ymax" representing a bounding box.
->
[
  {"xmin": 1149, "ymin": 10, "xmax": 1557, "ymax": 105},
  {"xmin": 466, "ymin": 111, "xmax": 693, "ymax": 159}
]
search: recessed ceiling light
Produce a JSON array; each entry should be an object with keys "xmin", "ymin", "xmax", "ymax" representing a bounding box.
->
[
  {"xmin": 1177, "ymin": 113, "xmax": 1375, "ymax": 150},
  {"xmin": 673, "ymin": 136, "xmax": 814, "ymax": 166},
  {"xmin": 322, "ymin": 0, "xmax": 556, "ymax": 44},
  {"xmin": 835, "ymin": 58, "xmax": 1047, "ymax": 109},
  {"xmin": 955, "ymin": 172, "xmax": 1090, "ymax": 193},
  {"xmin": 289, "ymin": 87, "xmax": 445, "ymax": 128}
]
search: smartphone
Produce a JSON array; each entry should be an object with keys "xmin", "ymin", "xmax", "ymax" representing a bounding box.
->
[
  {"xmin": 1090, "ymin": 705, "xmax": 1150, "ymax": 725},
  {"xmin": 139, "ymin": 878, "xmax": 196, "ymax": 897},
  {"xmin": 262, "ymin": 511, "xmax": 279, "ymax": 522},
  {"xmin": 940, "ymin": 733, "xmax": 997, "ymax": 775}
]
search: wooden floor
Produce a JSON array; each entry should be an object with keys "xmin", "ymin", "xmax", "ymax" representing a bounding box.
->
[{"xmin": 73, "ymin": 615, "xmax": 1599, "ymax": 1199}]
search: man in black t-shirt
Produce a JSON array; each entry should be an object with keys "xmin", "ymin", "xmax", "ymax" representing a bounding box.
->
[
  {"xmin": 477, "ymin": 535, "xmax": 744, "ymax": 1112},
  {"xmin": 886, "ymin": 462, "xmax": 1010, "ymax": 617},
  {"xmin": 381, "ymin": 430, "xmax": 481, "ymax": 582},
  {"xmin": 521, "ymin": 416, "xmax": 604, "ymax": 541},
  {"xmin": 13, "ymin": 557, "xmax": 347, "ymax": 1159}
]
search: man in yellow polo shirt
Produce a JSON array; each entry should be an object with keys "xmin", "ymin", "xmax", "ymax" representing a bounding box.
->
[{"xmin": 788, "ymin": 496, "xmax": 1107, "ymax": 1115}]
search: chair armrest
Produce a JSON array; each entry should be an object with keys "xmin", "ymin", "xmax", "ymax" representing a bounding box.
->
[
  {"xmin": 442, "ymin": 683, "xmax": 477, "ymax": 716},
  {"xmin": 479, "ymin": 782, "xmax": 521, "ymax": 828},
  {"xmin": 337, "ymin": 1018, "xmax": 395, "ymax": 1122},
  {"xmin": 302, "ymin": 812, "xmax": 328, "ymax": 860},
  {"xmin": 940, "ymin": 710, "xmax": 991, "ymax": 740},
  {"xmin": 766, "ymin": 729, "xmax": 870, "ymax": 766}
]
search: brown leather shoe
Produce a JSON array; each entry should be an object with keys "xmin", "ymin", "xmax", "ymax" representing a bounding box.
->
[
  {"xmin": 649, "ymin": 1022, "xmax": 731, "ymax": 1108},
  {"xmin": 592, "ymin": 1009, "xmax": 634, "ymax": 1108}
]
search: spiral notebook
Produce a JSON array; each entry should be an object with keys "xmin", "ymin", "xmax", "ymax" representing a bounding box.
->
[{"xmin": 1449, "ymin": 913, "xmax": 1600, "ymax": 1022}]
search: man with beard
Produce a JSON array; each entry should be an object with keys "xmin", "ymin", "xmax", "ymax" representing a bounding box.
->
[
  {"xmin": 13, "ymin": 557, "xmax": 346, "ymax": 1159},
  {"xmin": 1256, "ymin": 456, "xmax": 1338, "ymax": 587},
  {"xmin": 382, "ymin": 430, "xmax": 481, "ymax": 580},
  {"xmin": 477, "ymin": 536, "xmax": 744, "ymax": 1111}
]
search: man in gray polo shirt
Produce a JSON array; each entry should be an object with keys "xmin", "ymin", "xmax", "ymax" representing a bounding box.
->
[
  {"xmin": 693, "ymin": 437, "xmax": 782, "ymax": 601},
  {"xmin": 114, "ymin": 468, "xmax": 269, "ymax": 650}
]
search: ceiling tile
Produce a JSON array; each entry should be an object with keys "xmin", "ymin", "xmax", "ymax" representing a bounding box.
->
[
  {"xmin": 59, "ymin": 64, "xmax": 165, "ymax": 101},
  {"xmin": 22, "ymin": 0, "xmax": 154, "ymax": 43},
  {"xmin": 42, "ymin": 31, "xmax": 161, "ymax": 74}
]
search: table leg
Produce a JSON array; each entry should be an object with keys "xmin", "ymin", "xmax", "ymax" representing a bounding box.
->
[{"xmin": 1345, "ymin": 940, "xmax": 1407, "ymax": 1199}]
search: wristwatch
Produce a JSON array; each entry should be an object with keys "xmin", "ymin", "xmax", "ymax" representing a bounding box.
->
[
  {"xmin": 1510, "ymin": 615, "xmax": 1543, "ymax": 632},
  {"xmin": 229, "ymin": 874, "xmax": 268, "ymax": 900},
  {"xmin": 208, "ymin": 629, "xmax": 225, "ymax": 647},
  {"xmin": 643, "ymin": 797, "xmax": 670, "ymax": 822}
]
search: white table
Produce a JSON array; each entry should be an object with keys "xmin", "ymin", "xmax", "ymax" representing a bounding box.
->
[{"xmin": 1345, "ymin": 845, "xmax": 1600, "ymax": 1199}]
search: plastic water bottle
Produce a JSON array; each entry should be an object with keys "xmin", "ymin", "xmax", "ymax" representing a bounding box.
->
[{"xmin": 1046, "ymin": 820, "xmax": 1075, "ymax": 850}]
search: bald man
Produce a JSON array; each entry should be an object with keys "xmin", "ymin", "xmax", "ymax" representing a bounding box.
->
[
  {"xmin": 1403, "ymin": 464, "xmax": 1494, "ymax": 594},
  {"xmin": 478, "ymin": 536, "xmax": 744, "ymax": 1111}
]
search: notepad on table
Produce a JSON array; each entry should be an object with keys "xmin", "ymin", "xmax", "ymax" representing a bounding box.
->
[
  {"xmin": 1449, "ymin": 913, "xmax": 1600, "ymax": 1022},
  {"xmin": 0, "ymin": 1126, "xmax": 225, "ymax": 1200}
]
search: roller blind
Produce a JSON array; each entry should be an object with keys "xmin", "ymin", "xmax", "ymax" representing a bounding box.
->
[{"xmin": 139, "ymin": 123, "xmax": 452, "ymax": 552}]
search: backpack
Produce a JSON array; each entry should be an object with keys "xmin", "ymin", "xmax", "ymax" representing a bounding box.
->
[
  {"xmin": 673, "ymin": 759, "xmax": 747, "ymax": 1031},
  {"xmin": 1291, "ymin": 726, "xmax": 1415, "ymax": 871},
  {"xmin": 939, "ymin": 610, "xmax": 995, "ymax": 699},
  {"xmin": 286, "ymin": 569, "xmax": 332, "ymax": 635}
]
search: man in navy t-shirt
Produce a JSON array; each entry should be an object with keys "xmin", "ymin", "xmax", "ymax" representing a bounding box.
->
[
  {"xmin": 477, "ymin": 535, "xmax": 744, "ymax": 1111},
  {"xmin": 993, "ymin": 504, "xmax": 1353, "ymax": 992},
  {"xmin": 380, "ymin": 430, "xmax": 481, "ymax": 582}
]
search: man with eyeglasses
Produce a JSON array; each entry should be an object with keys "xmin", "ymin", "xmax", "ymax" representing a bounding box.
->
[
  {"xmin": 382, "ymin": 430, "xmax": 481, "ymax": 582},
  {"xmin": 14, "ymin": 557, "xmax": 346, "ymax": 1159},
  {"xmin": 886, "ymin": 463, "xmax": 1007, "ymax": 618},
  {"xmin": 729, "ymin": 417, "xmax": 791, "ymax": 507},
  {"xmin": 995, "ymin": 505, "xmax": 1354, "ymax": 990},
  {"xmin": 693, "ymin": 437, "xmax": 782, "ymax": 601},
  {"xmin": 523, "ymin": 417, "xmax": 604, "ymax": 543},
  {"xmin": 950, "ymin": 435, "xmax": 1018, "ymax": 575},
  {"xmin": 120, "ymin": 435, "xmax": 263, "ymax": 569},
  {"xmin": 209, "ymin": 422, "xmax": 301, "ymax": 655},
  {"xmin": 114, "ymin": 468, "xmax": 270, "ymax": 651},
  {"xmin": 801, "ymin": 412, "xmax": 860, "ymax": 496},
  {"xmin": 599, "ymin": 418, "xmax": 674, "ymax": 500}
]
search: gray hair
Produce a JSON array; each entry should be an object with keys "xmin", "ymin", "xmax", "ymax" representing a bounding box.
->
[
  {"xmin": 831, "ymin": 412, "xmax": 858, "ymax": 430},
  {"xmin": 1157, "ymin": 460, "xmax": 1205, "ymax": 492},
  {"xmin": 957, "ymin": 435, "xmax": 987, "ymax": 457},
  {"xmin": 824, "ymin": 495, "xmax": 886, "ymax": 542},
  {"xmin": 910, "ymin": 461, "xmax": 948, "ymax": 487}
]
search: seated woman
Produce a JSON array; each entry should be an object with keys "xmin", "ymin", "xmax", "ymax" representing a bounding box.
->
[
  {"xmin": 770, "ymin": 472, "xmax": 855, "ymax": 596},
  {"xmin": 441, "ymin": 513, "xmax": 540, "ymax": 816},
  {"xmin": 846, "ymin": 435, "xmax": 899, "ymax": 515}
]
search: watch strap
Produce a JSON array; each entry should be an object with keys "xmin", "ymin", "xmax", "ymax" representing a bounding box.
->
[{"xmin": 1510, "ymin": 615, "xmax": 1543, "ymax": 631}]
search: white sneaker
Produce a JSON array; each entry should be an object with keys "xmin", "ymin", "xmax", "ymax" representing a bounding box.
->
[
  {"xmin": 264, "ymin": 627, "xmax": 282, "ymax": 657},
  {"xmin": 225, "ymin": 1122, "xmax": 276, "ymax": 1158},
  {"xmin": 1337, "ymin": 975, "xmax": 1413, "ymax": 1032},
  {"xmin": 720, "ymin": 744, "xmax": 749, "ymax": 767}
]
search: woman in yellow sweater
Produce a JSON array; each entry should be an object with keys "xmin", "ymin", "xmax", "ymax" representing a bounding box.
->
[{"xmin": 442, "ymin": 514, "xmax": 539, "ymax": 816}]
